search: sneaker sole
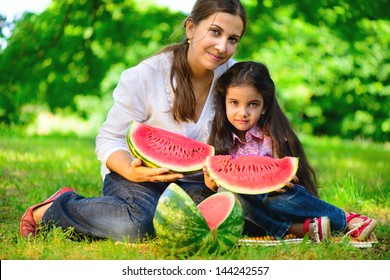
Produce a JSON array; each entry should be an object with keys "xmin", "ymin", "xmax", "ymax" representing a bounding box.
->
[{"xmin": 320, "ymin": 216, "xmax": 331, "ymax": 241}]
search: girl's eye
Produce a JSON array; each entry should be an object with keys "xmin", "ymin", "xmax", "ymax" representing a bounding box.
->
[
  {"xmin": 249, "ymin": 103, "xmax": 259, "ymax": 108},
  {"xmin": 230, "ymin": 101, "xmax": 238, "ymax": 106}
]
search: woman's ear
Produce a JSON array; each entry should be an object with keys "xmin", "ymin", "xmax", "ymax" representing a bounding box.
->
[{"xmin": 185, "ymin": 18, "xmax": 194, "ymax": 40}]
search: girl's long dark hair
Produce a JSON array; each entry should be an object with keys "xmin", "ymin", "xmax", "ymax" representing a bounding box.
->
[
  {"xmin": 160, "ymin": 0, "xmax": 247, "ymax": 122},
  {"xmin": 209, "ymin": 61, "xmax": 319, "ymax": 197}
]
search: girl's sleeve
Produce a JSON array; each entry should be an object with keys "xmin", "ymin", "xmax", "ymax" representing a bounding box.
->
[{"xmin": 95, "ymin": 66, "xmax": 149, "ymax": 169}]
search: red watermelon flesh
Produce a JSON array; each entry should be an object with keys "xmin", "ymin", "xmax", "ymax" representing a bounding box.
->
[
  {"xmin": 197, "ymin": 192, "xmax": 232, "ymax": 230},
  {"xmin": 126, "ymin": 121, "xmax": 214, "ymax": 173},
  {"xmin": 206, "ymin": 155, "xmax": 299, "ymax": 194}
]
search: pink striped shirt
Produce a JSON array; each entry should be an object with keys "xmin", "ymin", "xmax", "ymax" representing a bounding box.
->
[{"xmin": 230, "ymin": 126, "xmax": 274, "ymax": 158}]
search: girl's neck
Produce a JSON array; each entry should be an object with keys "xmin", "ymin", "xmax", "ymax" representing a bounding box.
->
[{"xmin": 235, "ymin": 129, "xmax": 248, "ymax": 143}]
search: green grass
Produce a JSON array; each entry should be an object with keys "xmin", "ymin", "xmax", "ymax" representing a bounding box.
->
[{"xmin": 0, "ymin": 132, "xmax": 389, "ymax": 260}]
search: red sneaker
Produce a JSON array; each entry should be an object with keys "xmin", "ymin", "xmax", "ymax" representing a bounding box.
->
[
  {"xmin": 303, "ymin": 216, "xmax": 331, "ymax": 242},
  {"xmin": 20, "ymin": 187, "xmax": 75, "ymax": 237},
  {"xmin": 345, "ymin": 212, "xmax": 378, "ymax": 241}
]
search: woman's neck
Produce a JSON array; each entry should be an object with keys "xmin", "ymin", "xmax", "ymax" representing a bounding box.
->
[{"xmin": 191, "ymin": 71, "xmax": 214, "ymax": 123}]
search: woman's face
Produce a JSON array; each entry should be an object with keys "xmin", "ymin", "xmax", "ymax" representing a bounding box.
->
[
  {"xmin": 225, "ymin": 85, "xmax": 265, "ymax": 140},
  {"xmin": 186, "ymin": 12, "xmax": 244, "ymax": 74}
]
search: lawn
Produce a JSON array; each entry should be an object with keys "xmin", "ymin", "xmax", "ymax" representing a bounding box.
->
[{"xmin": 0, "ymin": 131, "xmax": 389, "ymax": 260}]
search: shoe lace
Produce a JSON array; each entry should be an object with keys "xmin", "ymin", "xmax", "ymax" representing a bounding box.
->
[{"xmin": 343, "ymin": 219, "xmax": 370, "ymax": 239}]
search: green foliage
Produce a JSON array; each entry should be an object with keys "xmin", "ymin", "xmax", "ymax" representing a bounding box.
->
[
  {"xmin": 0, "ymin": 0, "xmax": 389, "ymax": 141},
  {"xmin": 0, "ymin": 0, "xmax": 184, "ymax": 124},
  {"xmin": 238, "ymin": 0, "xmax": 389, "ymax": 142},
  {"xmin": 0, "ymin": 132, "xmax": 388, "ymax": 259}
]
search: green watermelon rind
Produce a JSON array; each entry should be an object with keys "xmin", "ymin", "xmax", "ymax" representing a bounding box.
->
[
  {"xmin": 153, "ymin": 183, "xmax": 210, "ymax": 254},
  {"xmin": 126, "ymin": 121, "xmax": 215, "ymax": 173},
  {"xmin": 153, "ymin": 183, "xmax": 244, "ymax": 254},
  {"xmin": 126, "ymin": 135, "xmax": 159, "ymax": 169},
  {"xmin": 206, "ymin": 155, "xmax": 299, "ymax": 195}
]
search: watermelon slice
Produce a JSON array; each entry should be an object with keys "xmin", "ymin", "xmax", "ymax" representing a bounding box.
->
[
  {"xmin": 126, "ymin": 121, "xmax": 214, "ymax": 173},
  {"xmin": 153, "ymin": 183, "xmax": 244, "ymax": 254},
  {"xmin": 206, "ymin": 155, "xmax": 299, "ymax": 194}
]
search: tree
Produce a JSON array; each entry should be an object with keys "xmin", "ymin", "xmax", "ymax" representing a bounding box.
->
[{"xmin": 0, "ymin": 0, "xmax": 389, "ymax": 141}]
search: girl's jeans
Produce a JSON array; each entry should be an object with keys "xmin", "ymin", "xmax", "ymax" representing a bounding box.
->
[
  {"xmin": 42, "ymin": 171, "xmax": 214, "ymax": 241},
  {"xmin": 235, "ymin": 185, "xmax": 347, "ymax": 238}
]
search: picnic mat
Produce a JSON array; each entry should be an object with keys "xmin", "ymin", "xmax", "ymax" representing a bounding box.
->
[
  {"xmin": 238, "ymin": 233, "xmax": 379, "ymax": 248},
  {"xmin": 116, "ymin": 234, "xmax": 379, "ymax": 249}
]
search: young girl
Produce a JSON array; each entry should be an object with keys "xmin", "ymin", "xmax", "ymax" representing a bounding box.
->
[{"xmin": 205, "ymin": 61, "xmax": 377, "ymax": 242}]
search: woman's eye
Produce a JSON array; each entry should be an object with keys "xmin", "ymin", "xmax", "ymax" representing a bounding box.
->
[
  {"xmin": 210, "ymin": 29, "xmax": 220, "ymax": 36},
  {"xmin": 228, "ymin": 37, "xmax": 239, "ymax": 44}
]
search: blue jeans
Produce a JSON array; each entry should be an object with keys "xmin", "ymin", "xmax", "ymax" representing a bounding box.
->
[
  {"xmin": 42, "ymin": 172, "xmax": 214, "ymax": 241},
  {"xmin": 235, "ymin": 185, "xmax": 347, "ymax": 238}
]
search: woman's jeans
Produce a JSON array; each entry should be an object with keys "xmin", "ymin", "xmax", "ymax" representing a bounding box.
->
[
  {"xmin": 235, "ymin": 185, "xmax": 347, "ymax": 238},
  {"xmin": 42, "ymin": 171, "xmax": 214, "ymax": 241}
]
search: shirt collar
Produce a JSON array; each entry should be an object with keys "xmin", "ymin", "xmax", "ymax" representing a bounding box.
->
[{"xmin": 232, "ymin": 126, "xmax": 264, "ymax": 144}]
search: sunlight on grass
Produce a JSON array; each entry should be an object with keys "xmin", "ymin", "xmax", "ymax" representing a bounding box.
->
[
  {"xmin": 301, "ymin": 135, "xmax": 389, "ymax": 195},
  {"xmin": 26, "ymin": 110, "xmax": 100, "ymax": 138},
  {"xmin": 301, "ymin": 135, "xmax": 389, "ymax": 223}
]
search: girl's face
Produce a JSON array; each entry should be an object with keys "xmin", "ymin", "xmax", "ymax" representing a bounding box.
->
[
  {"xmin": 225, "ymin": 85, "xmax": 265, "ymax": 140},
  {"xmin": 186, "ymin": 12, "xmax": 244, "ymax": 75}
]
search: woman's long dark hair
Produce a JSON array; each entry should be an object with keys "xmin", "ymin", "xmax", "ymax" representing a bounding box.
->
[
  {"xmin": 160, "ymin": 0, "xmax": 247, "ymax": 122},
  {"xmin": 209, "ymin": 61, "xmax": 319, "ymax": 197}
]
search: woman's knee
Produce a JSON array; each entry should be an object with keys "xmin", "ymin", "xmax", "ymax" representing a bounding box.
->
[{"xmin": 110, "ymin": 211, "xmax": 156, "ymax": 241}]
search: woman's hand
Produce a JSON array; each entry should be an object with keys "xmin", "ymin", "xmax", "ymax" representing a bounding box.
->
[
  {"xmin": 128, "ymin": 158, "xmax": 184, "ymax": 182},
  {"xmin": 203, "ymin": 167, "xmax": 218, "ymax": 192},
  {"xmin": 106, "ymin": 150, "xmax": 184, "ymax": 183}
]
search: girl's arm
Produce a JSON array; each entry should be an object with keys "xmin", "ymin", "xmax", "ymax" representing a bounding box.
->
[{"xmin": 203, "ymin": 167, "xmax": 218, "ymax": 192}]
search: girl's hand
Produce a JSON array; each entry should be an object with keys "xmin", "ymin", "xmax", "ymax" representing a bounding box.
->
[
  {"xmin": 275, "ymin": 175, "xmax": 298, "ymax": 193},
  {"xmin": 127, "ymin": 158, "xmax": 184, "ymax": 182},
  {"xmin": 203, "ymin": 167, "xmax": 218, "ymax": 192}
]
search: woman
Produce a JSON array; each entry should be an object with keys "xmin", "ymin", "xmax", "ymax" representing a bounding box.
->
[{"xmin": 20, "ymin": 0, "xmax": 247, "ymax": 241}]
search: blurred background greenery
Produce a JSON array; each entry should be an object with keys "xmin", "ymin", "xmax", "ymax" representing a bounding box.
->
[{"xmin": 0, "ymin": 0, "xmax": 389, "ymax": 142}]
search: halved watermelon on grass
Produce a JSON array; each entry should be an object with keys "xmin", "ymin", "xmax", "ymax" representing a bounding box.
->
[
  {"xmin": 126, "ymin": 121, "xmax": 214, "ymax": 173},
  {"xmin": 206, "ymin": 155, "xmax": 299, "ymax": 194},
  {"xmin": 153, "ymin": 183, "xmax": 244, "ymax": 254}
]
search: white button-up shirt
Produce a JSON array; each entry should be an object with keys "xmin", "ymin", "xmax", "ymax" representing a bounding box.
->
[{"xmin": 95, "ymin": 51, "xmax": 236, "ymax": 180}]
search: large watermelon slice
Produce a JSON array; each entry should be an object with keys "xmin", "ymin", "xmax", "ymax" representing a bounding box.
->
[
  {"xmin": 206, "ymin": 155, "xmax": 299, "ymax": 194},
  {"xmin": 126, "ymin": 121, "xmax": 214, "ymax": 173},
  {"xmin": 153, "ymin": 183, "xmax": 244, "ymax": 254}
]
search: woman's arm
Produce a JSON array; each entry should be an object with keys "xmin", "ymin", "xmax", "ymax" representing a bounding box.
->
[{"xmin": 106, "ymin": 150, "xmax": 184, "ymax": 183}]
